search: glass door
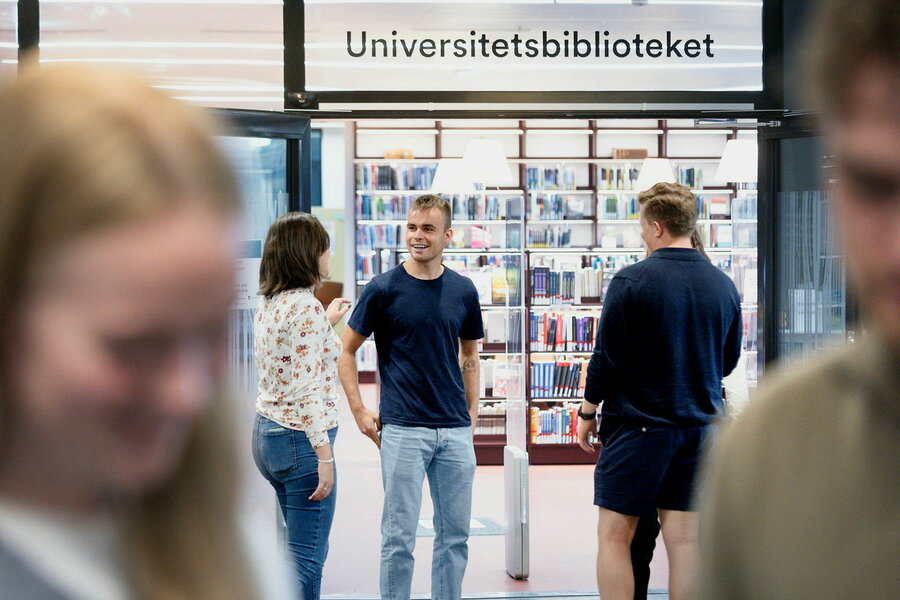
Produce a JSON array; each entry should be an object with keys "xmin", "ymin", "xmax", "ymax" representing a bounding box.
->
[
  {"xmin": 759, "ymin": 118, "xmax": 855, "ymax": 367},
  {"xmin": 215, "ymin": 111, "xmax": 311, "ymax": 402}
]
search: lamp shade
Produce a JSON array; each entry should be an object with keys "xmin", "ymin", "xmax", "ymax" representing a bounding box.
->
[
  {"xmin": 715, "ymin": 139, "xmax": 758, "ymax": 183},
  {"xmin": 634, "ymin": 158, "xmax": 676, "ymax": 193},
  {"xmin": 430, "ymin": 158, "xmax": 476, "ymax": 193},
  {"xmin": 462, "ymin": 139, "xmax": 514, "ymax": 186}
]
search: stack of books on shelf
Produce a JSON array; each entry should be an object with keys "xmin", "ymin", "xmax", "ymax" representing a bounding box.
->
[
  {"xmin": 696, "ymin": 194, "xmax": 731, "ymax": 220},
  {"xmin": 530, "ymin": 264, "xmax": 604, "ymax": 305},
  {"xmin": 530, "ymin": 359, "xmax": 588, "ymax": 398},
  {"xmin": 357, "ymin": 194, "xmax": 417, "ymax": 220},
  {"xmin": 527, "ymin": 225, "xmax": 572, "ymax": 248},
  {"xmin": 597, "ymin": 166, "xmax": 639, "ymax": 190},
  {"xmin": 599, "ymin": 194, "xmax": 640, "ymax": 220},
  {"xmin": 526, "ymin": 165, "xmax": 576, "ymax": 190},
  {"xmin": 480, "ymin": 360, "xmax": 517, "ymax": 398},
  {"xmin": 528, "ymin": 194, "xmax": 588, "ymax": 221},
  {"xmin": 356, "ymin": 164, "xmax": 436, "ymax": 190},
  {"xmin": 450, "ymin": 195, "xmax": 504, "ymax": 221},
  {"xmin": 530, "ymin": 403, "xmax": 587, "ymax": 444},
  {"xmin": 530, "ymin": 314, "xmax": 600, "ymax": 352},
  {"xmin": 357, "ymin": 224, "xmax": 402, "ymax": 250},
  {"xmin": 356, "ymin": 249, "xmax": 399, "ymax": 281},
  {"xmin": 675, "ymin": 166, "xmax": 705, "ymax": 189},
  {"xmin": 476, "ymin": 402, "xmax": 506, "ymax": 436}
]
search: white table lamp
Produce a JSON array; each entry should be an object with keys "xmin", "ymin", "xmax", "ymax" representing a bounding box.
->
[
  {"xmin": 430, "ymin": 158, "xmax": 476, "ymax": 194},
  {"xmin": 715, "ymin": 139, "xmax": 758, "ymax": 183},
  {"xmin": 462, "ymin": 139, "xmax": 514, "ymax": 187},
  {"xmin": 635, "ymin": 158, "xmax": 676, "ymax": 193}
]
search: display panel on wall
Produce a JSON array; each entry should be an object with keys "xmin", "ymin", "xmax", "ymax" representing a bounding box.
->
[{"xmin": 303, "ymin": 0, "xmax": 762, "ymax": 93}]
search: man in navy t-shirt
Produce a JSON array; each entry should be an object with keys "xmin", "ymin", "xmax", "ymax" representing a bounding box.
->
[
  {"xmin": 575, "ymin": 182, "xmax": 741, "ymax": 600},
  {"xmin": 339, "ymin": 195, "xmax": 484, "ymax": 600}
]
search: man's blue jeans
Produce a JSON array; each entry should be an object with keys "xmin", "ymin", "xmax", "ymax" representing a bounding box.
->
[
  {"xmin": 252, "ymin": 414, "xmax": 338, "ymax": 600},
  {"xmin": 379, "ymin": 424, "xmax": 476, "ymax": 600}
]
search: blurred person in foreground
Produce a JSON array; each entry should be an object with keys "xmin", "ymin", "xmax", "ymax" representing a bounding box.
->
[
  {"xmin": 0, "ymin": 64, "xmax": 287, "ymax": 600},
  {"xmin": 698, "ymin": 0, "xmax": 900, "ymax": 597}
]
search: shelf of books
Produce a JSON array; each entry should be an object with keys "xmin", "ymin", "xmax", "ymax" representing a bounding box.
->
[{"xmin": 352, "ymin": 119, "xmax": 759, "ymax": 465}]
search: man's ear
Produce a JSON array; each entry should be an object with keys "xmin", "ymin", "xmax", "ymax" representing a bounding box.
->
[{"xmin": 652, "ymin": 220, "xmax": 665, "ymax": 238}]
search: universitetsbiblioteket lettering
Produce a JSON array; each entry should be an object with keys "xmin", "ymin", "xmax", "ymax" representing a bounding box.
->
[{"xmin": 346, "ymin": 30, "xmax": 716, "ymax": 60}]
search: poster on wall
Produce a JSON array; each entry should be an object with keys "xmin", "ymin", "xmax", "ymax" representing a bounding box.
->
[{"xmin": 301, "ymin": 1, "xmax": 763, "ymax": 93}]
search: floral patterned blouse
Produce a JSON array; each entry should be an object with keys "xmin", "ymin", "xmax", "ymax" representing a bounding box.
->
[{"xmin": 254, "ymin": 288, "xmax": 340, "ymax": 448}]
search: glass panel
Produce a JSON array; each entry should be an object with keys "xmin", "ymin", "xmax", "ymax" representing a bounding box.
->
[
  {"xmin": 775, "ymin": 135, "xmax": 847, "ymax": 364},
  {"xmin": 0, "ymin": 1, "xmax": 15, "ymax": 82},
  {"xmin": 40, "ymin": 1, "xmax": 282, "ymax": 110},
  {"xmin": 224, "ymin": 136, "xmax": 289, "ymax": 402},
  {"xmin": 503, "ymin": 197, "xmax": 527, "ymax": 452}
]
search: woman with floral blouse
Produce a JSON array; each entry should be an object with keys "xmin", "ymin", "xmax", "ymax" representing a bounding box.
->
[{"xmin": 253, "ymin": 212, "xmax": 350, "ymax": 600}]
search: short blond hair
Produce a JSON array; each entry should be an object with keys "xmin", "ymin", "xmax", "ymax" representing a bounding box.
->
[
  {"xmin": 637, "ymin": 182, "xmax": 697, "ymax": 238},
  {"xmin": 411, "ymin": 194, "xmax": 452, "ymax": 230}
]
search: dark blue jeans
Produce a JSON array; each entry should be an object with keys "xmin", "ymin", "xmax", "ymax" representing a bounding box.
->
[{"xmin": 252, "ymin": 414, "xmax": 337, "ymax": 600}]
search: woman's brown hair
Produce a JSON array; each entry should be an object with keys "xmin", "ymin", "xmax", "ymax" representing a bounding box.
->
[
  {"xmin": 0, "ymin": 63, "xmax": 260, "ymax": 600},
  {"xmin": 258, "ymin": 212, "xmax": 331, "ymax": 297}
]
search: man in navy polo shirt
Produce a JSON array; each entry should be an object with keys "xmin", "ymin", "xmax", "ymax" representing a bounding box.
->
[
  {"xmin": 339, "ymin": 195, "xmax": 483, "ymax": 600},
  {"xmin": 576, "ymin": 182, "xmax": 742, "ymax": 600}
]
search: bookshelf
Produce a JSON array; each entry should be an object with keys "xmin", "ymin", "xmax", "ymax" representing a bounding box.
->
[{"xmin": 351, "ymin": 119, "xmax": 759, "ymax": 465}]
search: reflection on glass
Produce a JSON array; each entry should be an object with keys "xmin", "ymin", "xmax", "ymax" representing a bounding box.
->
[
  {"xmin": 0, "ymin": 3, "xmax": 16, "ymax": 82},
  {"xmin": 223, "ymin": 136, "xmax": 289, "ymax": 402}
]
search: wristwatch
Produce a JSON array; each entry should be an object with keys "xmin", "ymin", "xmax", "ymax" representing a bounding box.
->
[{"xmin": 577, "ymin": 407, "xmax": 597, "ymax": 420}]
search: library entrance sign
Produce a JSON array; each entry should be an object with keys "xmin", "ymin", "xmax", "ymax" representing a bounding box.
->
[{"xmin": 301, "ymin": 1, "xmax": 762, "ymax": 93}]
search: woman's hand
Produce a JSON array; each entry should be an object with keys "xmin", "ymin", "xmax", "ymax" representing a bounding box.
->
[
  {"xmin": 326, "ymin": 298, "xmax": 351, "ymax": 326},
  {"xmin": 309, "ymin": 461, "xmax": 334, "ymax": 501}
]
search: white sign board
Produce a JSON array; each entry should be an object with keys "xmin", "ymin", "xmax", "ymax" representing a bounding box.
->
[{"xmin": 303, "ymin": 1, "xmax": 763, "ymax": 93}]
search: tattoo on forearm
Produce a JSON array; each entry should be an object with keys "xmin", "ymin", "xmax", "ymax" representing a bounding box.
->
[{"xmin": 462, "ymin": 358, "xmax": 477, "ymax": 373}]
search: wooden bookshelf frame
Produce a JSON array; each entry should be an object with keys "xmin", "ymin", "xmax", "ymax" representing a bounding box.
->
[{"xmin": 351, "ymin": 119, "xmax": 760, "ymax": 464}]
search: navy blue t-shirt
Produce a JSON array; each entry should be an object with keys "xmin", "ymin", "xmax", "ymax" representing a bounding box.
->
[
  {"xmin": 348, "ymin": 263, "xmax": 485, "ymax": 428},
  {"xmin": 584, "ymin": 247, "xmax": 742, "ymax": 426}
]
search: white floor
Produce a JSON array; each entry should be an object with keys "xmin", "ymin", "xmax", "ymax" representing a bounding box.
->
[{"xmin": 238, "ymin": 386, "xmax": 670, "ymax": 597}]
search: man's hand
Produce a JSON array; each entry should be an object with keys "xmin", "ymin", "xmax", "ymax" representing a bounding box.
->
[
  {"xmin": 577, "ymin": 415, "xmax": 598, "ymax": 453},
  {"xmin": 353, "ymin": 406, "xmax": 382, "ymax": 449}
]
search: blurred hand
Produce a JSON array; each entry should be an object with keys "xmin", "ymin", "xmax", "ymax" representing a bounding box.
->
[
  {"xmin": 353, "ymin": 406, "xmax": 382, "ymax": 449},
  {"xmin": 309, "ymin": 461, "xmax": 334, "ymax": 501},
  {"xmin": 326, "ymin": 298, "xmax": 351, "ymax": 326},
  {"xmin": 577, "ymin": 417, "xmax": 598, "ymax": 454}
]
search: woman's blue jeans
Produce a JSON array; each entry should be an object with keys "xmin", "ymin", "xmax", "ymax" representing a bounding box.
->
[{"xmin": 252, "ymin": 414, "xmax": 337, "ymax": 600}]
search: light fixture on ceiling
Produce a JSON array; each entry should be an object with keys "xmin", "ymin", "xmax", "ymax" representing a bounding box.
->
[{"xmin": 634, "ymin": 158, "xmax": 676, "ymax": 193}]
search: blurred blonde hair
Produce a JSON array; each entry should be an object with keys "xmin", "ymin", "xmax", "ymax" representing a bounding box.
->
[{"xmin": 0, "ymin": 63, "xmax": 260, "ymax": 600}]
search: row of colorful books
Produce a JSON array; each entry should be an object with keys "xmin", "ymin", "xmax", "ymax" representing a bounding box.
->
[
  {"xmin": 357, "ymin": 224, "xmax": 402, "ymax": 250},
  {"xmin": 356, "ymin": 249, "xmax": 397, "ymax": 281},
  {"xmin": 530, "ymin": 314, "xmax": 600, "ymax": 352},
  {"xmin": 475, "ymin": 403, "xmax": 506, "ymax": 436},
  {"xmin": 356, "ymin": 194, "xmax": 418, "ymax": 220},
  {"xmin": 450, "ymin": 195, "xmax": 505, "ymax": 221},
  {"xmin": 530, "ymin": 266, "xmax": 604, "ymax": 304},
  {"xmin": 529, "ymin": 359, "xmax": 589, "ymax": 398},
  {"xmin": 597, "ymin": 166, "xmax": 640, "ymax": 191},
  {"xmin": 356, "ymin": 164, "xmax": 436, "ymax": 191},
  {"xmin": 526, "ymin": 225, "xmax": 572, "ymax": 248},
  {"xmin": 675, "ymin": 166, "xmax": 705, "ymax": 190},
  {"xmin": 526, "ymin": 166, "xmax": 577, "ymax": 190},
  {"xmin": 528, "ymin": 195, "xmax": 589, "ymax": 220},
  {"xmin": 529, "ymin": 404, "xmax": 597, "ymax": 444}
]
